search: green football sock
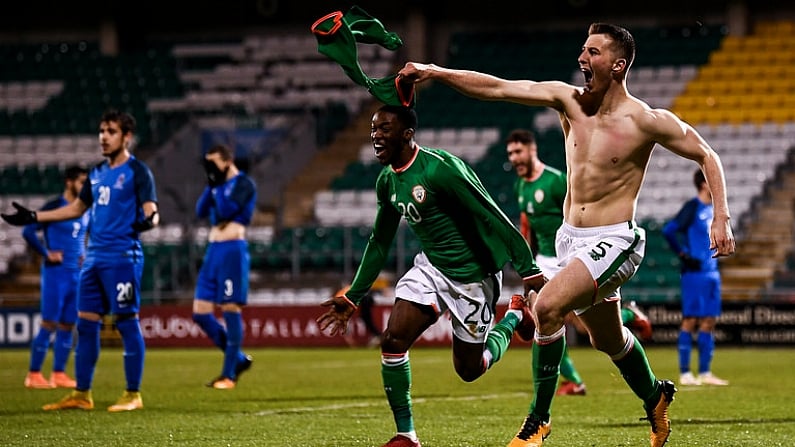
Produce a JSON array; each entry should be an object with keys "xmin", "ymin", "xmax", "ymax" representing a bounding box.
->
[
  {"xmin": 611, "ymin": 333, "xmax": 659, "ymax": 407},
  {"xmin": 530, "ymin": 335, "xmax": 566, "ymax": 421},
  {"xmin": 382, "ymin": 359, "xmax": 414, "ymax": 433},
  {"xmin": 558, "ymin": 344, "xmax": 583, "ymax": 385},
  {"xmin": 484, "ymin": 313, "xmax": 518, "ymax": 367},
  {"xmin": 621, "ymin": 307, "xmax": 635, "ymax": 324}
]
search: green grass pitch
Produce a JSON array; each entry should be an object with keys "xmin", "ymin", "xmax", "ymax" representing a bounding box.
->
[{"xmin": 1, "ymin": 345, "xmax": 793, "ymax": 446}]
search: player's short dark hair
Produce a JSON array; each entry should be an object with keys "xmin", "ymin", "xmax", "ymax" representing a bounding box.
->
[
  {"xmin": 693, "ymin": 168, "xmax": 706, "ymax": 189},
  {"xmin": 588, "ymin": 22, "xmax": 635, "ymax": 68},
  {"xmin": 64, "ymin": 165, "xmax": 88, "ymax": 181},
  {"xmin": 207, "ymin": 143, "xmax": 235, "ymax": 161},
  {"xmin": 378, "ymin": 104, "xmax": 418, "ymax": 131},
  {"xmin": 506, "ymin": 129, "xmax": 536, "ymax": 145},
  {"xmin": 101, "ymin": 108, "xmax": 136, "ymax": 134}
]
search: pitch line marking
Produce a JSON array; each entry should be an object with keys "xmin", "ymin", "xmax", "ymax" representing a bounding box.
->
[{"xmin": 254, "ymin": 392, "xmax": 529, "ymax": 416}]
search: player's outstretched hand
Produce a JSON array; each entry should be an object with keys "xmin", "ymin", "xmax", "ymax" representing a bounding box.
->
[
  {"xmin": 1, "ymin": 202, "xmax": 37, "ymax": 226},
  {"xmin": 317, "ymin": 295, "xmax": 357, "ymax": 336}
]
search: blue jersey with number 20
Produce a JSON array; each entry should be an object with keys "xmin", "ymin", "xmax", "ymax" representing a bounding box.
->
[{"xmin": 79, "ymin": 155, "xmax": 157, "ymax": 257}]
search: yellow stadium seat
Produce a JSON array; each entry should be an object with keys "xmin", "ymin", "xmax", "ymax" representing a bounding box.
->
[
  {"xmin": 771, "ymin": 51, "xmax": 795, "ymax": 65},
  {"xmin": 708, "ymin": 52, "xmax": 733, "ymax": 66},
  {"xmin": 746, "ymin": 109, "xmax": 772, "ymax": 125},
  {"xmin": 720, "ymin": 35, "xmax": 742, "ymax": 50},
  {"xmin": 697, "ymin": 65, "xmax": 724, "ymax": 81},
  {"xmin": 770, "ymin": 107, "xmax": 795, "ymax": 123},
  {"xmin": 680, "ymin": 109, "xmax": 710, "ymax": 126},
  {"xmin": 685, "ymin": 81, "xmax": 713, "ymax": 96}
]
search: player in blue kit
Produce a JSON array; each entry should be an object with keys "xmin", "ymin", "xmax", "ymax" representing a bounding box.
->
[
  {"xmin": 663, "ymin": 169, "xmax": 729, "ymax": 387},
  {"xmin": 193, "ymin": 144, "xmax": 256, "ymax": 389},
  {"xmin": 22, "ymin": 166, "xmax": 89, "ymax": 389},
  {"xmin": 2, "ymin": 109, "xmax": 159, "ymax": 412}
]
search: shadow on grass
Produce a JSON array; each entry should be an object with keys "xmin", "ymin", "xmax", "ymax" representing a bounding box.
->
[{"xmin": 599, "ymin": 416, "xmax": 795, "ymax": 428}]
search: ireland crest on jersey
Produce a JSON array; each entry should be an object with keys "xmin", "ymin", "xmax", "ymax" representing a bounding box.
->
[
  {"xmin": 534, "ymin": 188, "xmax": 545, "ymax": 204},
  {"xmin": 412, "ymin": 185, "xmax": 426, "ymax": 203}
]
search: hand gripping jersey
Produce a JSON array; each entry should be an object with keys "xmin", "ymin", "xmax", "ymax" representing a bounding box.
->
[{"xmin": 311, "ymin": 5, "xmax": 415, "ymax": 108}]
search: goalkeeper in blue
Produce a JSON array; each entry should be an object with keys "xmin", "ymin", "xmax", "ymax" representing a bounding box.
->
[
  {"xmin": 317, "ymin": 105, "xmax": 546, "ymax": 447},
  {"xmin": 663, "ymin": 169, "xmax": 729, "ymax": 387},
  {"xmin": 2, "ymin": 109, "xmax": 159, "ymax": 412},
  {"xmin": 193, "ymin": 143, "xmax": 257, "ymax": 389}
]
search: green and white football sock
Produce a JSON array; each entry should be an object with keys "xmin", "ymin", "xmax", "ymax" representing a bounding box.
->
[
  {"xmin": 611, "ymin": 327, "xmax": 659, "ymax": 407},
  {"xmin": 530, "ymin": 326, "xmax": 566, "ymax": 422},
  {"xmin": 382, "ymin": 352, "xmax": 414, "ymax": 435},
  {"xmin": 483, "ymin": 312, "xmax": 519, "ymax": 368}
]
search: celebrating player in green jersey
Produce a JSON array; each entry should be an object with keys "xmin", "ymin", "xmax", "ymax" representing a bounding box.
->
[{"xmin": 317, "ymin": 105, "xmax": 545, "ymax": 447}]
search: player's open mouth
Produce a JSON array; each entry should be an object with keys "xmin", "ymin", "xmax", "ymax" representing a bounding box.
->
[
  {"xmin": 580, "ymin": 68, "xmax": 593, "ymax": 92},
  {"xmin": 581, "ymin": 68, "xmax": 593, "ymax": 84},
  {"xmin": 373, "ymin": 143, "xmax": 386, "ymax": 157}
]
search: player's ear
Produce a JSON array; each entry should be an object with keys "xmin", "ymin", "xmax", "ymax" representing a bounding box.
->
[
  {"xmin": 404, "ymin": 127, "xmax": 415, "ymax": 142},
  {"xmin": 612, "ymin": 58, "xmax": 626, "ymax": 73},
  {"xmin": 123, "ymin": 132, "xmax": 134, "ymax": 149}
]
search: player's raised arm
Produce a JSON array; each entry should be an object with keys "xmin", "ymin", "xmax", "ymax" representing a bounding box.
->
[
  {"xmin": 642, "ymin": 108, "xmax": 735, "ymax": 257},
  {"xmin": 398, "ymin": 62, "xmax": 572, "ymax": 109}
]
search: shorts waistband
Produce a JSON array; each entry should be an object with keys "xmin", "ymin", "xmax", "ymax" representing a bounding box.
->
[{"xmin": 560, "ymin": 220, "xmax": 637, "ymax": 237}]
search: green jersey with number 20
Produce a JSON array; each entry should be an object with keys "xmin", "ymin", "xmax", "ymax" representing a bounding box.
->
[{"xmin": 345, "ymin": 146, "xmax": 541, "ymax": 305}]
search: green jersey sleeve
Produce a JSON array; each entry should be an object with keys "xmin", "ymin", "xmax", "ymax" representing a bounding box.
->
[{"xmin": 345, "ymin": 171, "xmax": 401, "ymax": 305}]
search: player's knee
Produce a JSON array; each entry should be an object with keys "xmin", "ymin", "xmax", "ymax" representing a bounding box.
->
[
  {"xmin": 40, "ymin": 320, "xmax": 57, "ymax": 331},
  {"xmin": 380, "ymin": 331, "xmax": 409, "ymax": 353},
  {"xmin": 534, "ymin": 300, "xmax": 565, "ymax": 330},
  {"xmin": 56, "ymin": 322, "xmax": 74, "ymax": 331},
  {"xmin": 589, "ymin": 335, "xmax": 610, "ymax": 353},
  {"xmin": 220, "ymin": 303, "xmax": 242, "ymax": 313},
  {"xmin": 454, "ymin": 363, "xmax": 483, "ymax": 383}
]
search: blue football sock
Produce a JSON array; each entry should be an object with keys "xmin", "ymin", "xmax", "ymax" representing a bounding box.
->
[
  {"xmin": 697, "ymin": 331, "xmax": 715, "ymax": 374},
  {"xmin": 116, "ymin": 317, "xmax": 145, "ymax": 392},
  {"xmin": 222, "ymin": 311, "xmax": 243, "ymax": 379},
  {"xmin": 29, "ymin": 327, "xmax": 53, "ymax": 372},
  {"xmin": 193, "ymin": 313, "xmax": 227, "ymax": 351},
  {"xmin": 74, "ymin": 318, "xmax": 101, "ymax": 391},
  {"xmin": 53, "ymin": 328, "xmax": 74, "ymax": 372},
  {"xmin": 677, "ymin": 330, "xmax": 693, "ymax": 374}
]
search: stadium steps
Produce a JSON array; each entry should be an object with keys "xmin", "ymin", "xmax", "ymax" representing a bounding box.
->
[
  {"xmin": 280, "ymin": 100, "xmax": 380, "ymax": 227},
  {"xmin": 721, "ymin": 166, "xmax": 795, "ymax": 300}
]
